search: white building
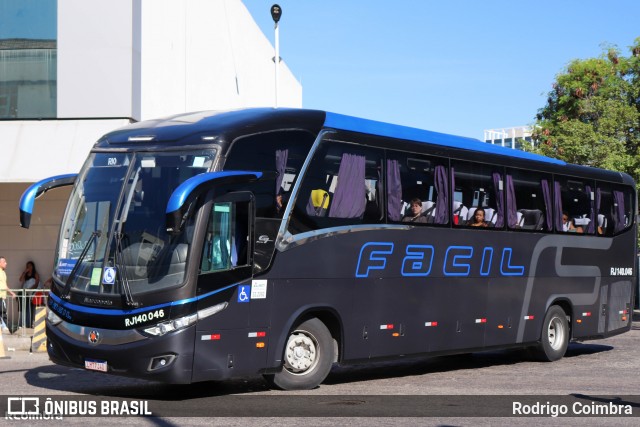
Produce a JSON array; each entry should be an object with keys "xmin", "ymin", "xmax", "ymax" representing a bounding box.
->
[
  {"xmin": 0, "ymin": 0, "xmax": 301, "ymax": 285},
  {"xmin": 483, "ymin": 126, "xmax": 534, "ymax": 150}
]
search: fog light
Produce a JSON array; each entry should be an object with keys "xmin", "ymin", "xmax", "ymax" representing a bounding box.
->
[{"xmin": 148, "ymin": 354, "xmax": 176, "ymax": 371}]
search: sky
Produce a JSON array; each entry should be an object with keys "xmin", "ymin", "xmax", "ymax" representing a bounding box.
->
[{"xmin": 242, "ymin": 0, "xmax": 640, "ymax": 139}]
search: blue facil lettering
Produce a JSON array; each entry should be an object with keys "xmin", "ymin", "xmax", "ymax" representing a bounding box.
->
[
  {"xmin": 480, "ymin": 247, "xmax": 493, "ymax": 276},
  {"xmin": 401, "ymin": 245, "xmax": 434, "ymax": 277},
  {"xmin": 500, "ymin": 248, "xmax": 525, "ymax": 276},
  {"xmin": 444, "ymin": 246, "xmax": 473, "ymax": 276},
  {"xmin": 356, "ymin": 242, "xmax": 394, "ymax": 278}
]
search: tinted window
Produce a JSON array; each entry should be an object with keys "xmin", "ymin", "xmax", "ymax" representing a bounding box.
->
[
  {"xmin": 224, "ymin": 131, "xmax": 314, "ymax": 218},
  {"xmin": 289, "ymin": 140, "xmax": 384, "ymax": 234},
  {"xmin": 506, "ymin": 168, "xmax": 552, "ymax": 232}
]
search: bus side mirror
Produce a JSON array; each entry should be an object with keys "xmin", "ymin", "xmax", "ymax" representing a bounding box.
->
[
  {"xmin": 165, "ymin": 171, "xmax": 263, "ymax": 235},
  {"xmin": 19, "ymin": 174, "xmax": 78, "ymax": 229}
]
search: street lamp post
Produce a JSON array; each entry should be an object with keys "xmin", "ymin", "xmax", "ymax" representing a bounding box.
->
[{"xmin": 271, "ymin": 4, "xmax": 282, "ymax": 108}]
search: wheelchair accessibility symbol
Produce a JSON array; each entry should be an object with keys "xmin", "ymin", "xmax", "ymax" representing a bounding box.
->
[
  {"xmin": 102, "ymin": 267, "xmax": 116, "ymax": 285},
  {"xmin": 237, "ymin": 285, "xmax": 251, "ymax": 303}
]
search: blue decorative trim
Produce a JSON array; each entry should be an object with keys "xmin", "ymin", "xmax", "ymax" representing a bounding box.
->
[{"xmin": 48, "ymin": 283, "xmax": 238, "ymax": 316}]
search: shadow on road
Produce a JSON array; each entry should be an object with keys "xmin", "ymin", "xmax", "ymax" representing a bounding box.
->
[{"xmin": 23, "ymin": 341, "xmax": 612, "ymax": 399}]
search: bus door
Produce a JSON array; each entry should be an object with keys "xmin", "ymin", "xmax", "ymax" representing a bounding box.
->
[{"xmin": 192, "ymin": 191, "xmax": 270, "ymax": 379}]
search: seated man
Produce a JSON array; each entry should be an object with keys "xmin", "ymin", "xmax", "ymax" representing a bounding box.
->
[{"xmin": 402, "ymin": 198, "xmax": 428, "ymax": 223}]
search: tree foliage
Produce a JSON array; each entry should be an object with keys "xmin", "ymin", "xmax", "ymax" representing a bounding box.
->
[{"xmin": 526, "ymin": 37, "xmax": 640, "ymax": 183}]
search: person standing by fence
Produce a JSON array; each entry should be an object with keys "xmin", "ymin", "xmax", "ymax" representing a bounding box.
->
[
  {"xmin": 18, "ymin": 261, "xmax": 40, "ymax": 329},
  {"xmin": 0, "ymin": 256, "xmax": 17, "ymax": 333}
]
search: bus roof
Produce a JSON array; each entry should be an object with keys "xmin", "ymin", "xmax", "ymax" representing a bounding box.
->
[
  {"xmin": 99, "ymin": 108, "xmax": 563, "ymax": 164},
  {"xmin": 323, "ymin": 111, "xmax": 566, "ymax": 166}
]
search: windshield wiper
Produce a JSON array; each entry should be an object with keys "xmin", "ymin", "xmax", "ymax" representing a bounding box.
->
[
  {"xmin": 114, "ymin": 232, "xmax": 139, "ymax": 307},
  {"xmin": 61, "ymin": 230, "xmax": 101, "ymax": 300}
]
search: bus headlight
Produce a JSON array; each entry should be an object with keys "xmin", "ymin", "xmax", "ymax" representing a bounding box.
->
[
  {"xmin": 47, "ymin": 310, "xmax": 63, "ymax": 326},
  {"xmin": 142, "ymin": 313, "xmax": 197, "ymax": 337}
]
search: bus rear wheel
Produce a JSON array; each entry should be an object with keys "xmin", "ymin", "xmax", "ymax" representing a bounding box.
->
[
  {"xmin": 532, "ymin": 305, "xmax": 569, "ymax": 362},
  {"xmin": 266, "ymin": 318, "xmax": 334, "ymax": 390}
]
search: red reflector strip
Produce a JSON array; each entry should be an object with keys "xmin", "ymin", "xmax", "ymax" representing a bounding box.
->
[
  {"xmin": 475, "ymin": 318, "xmax": 487, "ymax": 324},
  {"xmin": 201, "ymin": 334, "xmax": 221, "ymax": 341},
  {"xmin": 524, "ymin": 315, "xmax": 534, "ymax": 320},
  {"xmin": 424, "ymin": 321, "xmax": 438, "ymax": 327},
  {"xmin": 380, "ymin": 324, "xmax": 394, "ymax": 330},
  {"xmin": 582, "ymin": 312, "xmax": 591, "ymax": 317}
]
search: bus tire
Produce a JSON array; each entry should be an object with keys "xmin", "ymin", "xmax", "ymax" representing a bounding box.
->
[
  {"xmin": 532, "ymin": 305, "xmax": 569, "ymax": 362},
  {"xmin": 266, "ymin": 318, "xmax": 334, "ymax": 390}
]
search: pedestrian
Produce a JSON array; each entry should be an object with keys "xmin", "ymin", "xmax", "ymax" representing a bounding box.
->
[
  {"xmin": 19, "ymin": 260, "xmax": 40, "ymax": 328},
  {"xmin": 0, "ymin": 256, "xmax": 17, "ymax": 333}
]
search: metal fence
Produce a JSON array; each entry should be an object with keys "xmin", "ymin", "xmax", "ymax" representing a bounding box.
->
[{"xmin": 3, "ymin": 288, "xmax": 50, "ymax": 337}]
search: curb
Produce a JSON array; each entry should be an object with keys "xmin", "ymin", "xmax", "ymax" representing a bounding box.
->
[{"xmin": 2, "ymin": 331, "xmax": 36, "ymax": 352}]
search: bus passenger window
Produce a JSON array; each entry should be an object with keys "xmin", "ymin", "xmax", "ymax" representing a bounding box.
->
[
  {"xmin": 388, "ymin": 152, "xmax": 447, "ymax": 225},
  {"xmin": 554, "ymin": 178, "xmax": 595, "ymax": 234},
  {"xmin": 289, "ymin": 141, "xmax": 384, "ymax": 234},
  {"xmin": 452, "ymin": 161, "xmax": 504, "ymax": 228},
  {"xmin": 506, "ymin": 169, "xmax": 552, "ymax": 232},
  {"xmin": 596, "ymin": 183, "xmax": 634, "ymax": 236},
  {"xmin": 224, "ymin": 131, "xmax": 314, "ymax": 219}
]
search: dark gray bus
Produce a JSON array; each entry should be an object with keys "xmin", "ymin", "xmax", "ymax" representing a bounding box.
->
[{"xmin": 20, "ymin": 108, "xmax": 636, "ymax": 390}]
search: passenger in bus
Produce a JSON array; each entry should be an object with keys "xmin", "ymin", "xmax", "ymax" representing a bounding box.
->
[
  {"xmin": 402, "ymin": 198, "xmax": 428, "ymax": 223},
  {"xmin": 272, "ymin": 189, "xmax": 289, "ymax": 218},
  {"xmin": 469, "ymin": 207, "xmax": 489, "ymax": 227},
  {"xmin": 562, "ymin": 212, "xmax": 574, "ymax": 232}
]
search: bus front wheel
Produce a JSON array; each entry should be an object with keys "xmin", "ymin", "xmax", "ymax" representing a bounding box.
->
[
  {"xmin": 532, "ymin": 305, "xmax": 569, "ymax": 362},
  {"xmin": 266, "ymin": 318, "xmax": 334, "ymax": 390}
]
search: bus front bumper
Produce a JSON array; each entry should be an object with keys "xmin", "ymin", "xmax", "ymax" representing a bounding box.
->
[{"xmin": 46, "ymin": 320, "xmax": 196, "ymax": 384}]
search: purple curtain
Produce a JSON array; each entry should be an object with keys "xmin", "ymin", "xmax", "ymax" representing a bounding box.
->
[
  {"xmin": 553, "ymin": 181, "xmax": 563, "ymax": 231},
  {"xmin": 386, "ymin": 159, "xmax": 402, "ymax": 221},
  {"xmin": 434, "ymin": 165, "xmax": 449, "ymax": 224},
  {"xmin": 506, "ymin": 174, "xmax": 518, "ymax": 228},
  {"xmin": 275, "ymin": 149, "xmax": 288, "ymax": 194},
  {"xmin": 328, "ymin": 153, "xmax": 366, "ymax": 218},
  {"xmin": 613, "ymin": 190, "xmax": 626, "ymax": 233},
  {"xmin": 492, "ymin": 172, "xmax": 504, "ymax": 227},
  {"xmin": 585, "ymin": 184, "xmax": 595, "ymax": 234},
  {"xmin": 541, "ymin": 179, "xmax": 552, "ymax": 231}
]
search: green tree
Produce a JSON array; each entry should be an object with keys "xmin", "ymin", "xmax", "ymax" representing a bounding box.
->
[{"xmin": 526, "ymin": 37, "xmax": 640, "ymax": 183}]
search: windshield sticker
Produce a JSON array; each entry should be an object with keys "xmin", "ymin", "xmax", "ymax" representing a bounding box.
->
[
  {"xmin": 57, "ymin": 259, "xmax": 77, "ymax": 276},
  {"xmin": 102, "ymin": 267, "xmax": 117, "ymax": 285},
  {"xmin": 251, "ymin": 280, "xmax": 267, "ymax": 299},
  {"xmin": 192, "ymin": 156, "xmax": 206, "ymax": 167},
  {"xmin": 237, "ymin": 285, "xmax": 251, "ymax": 303},
  {"xmin": 90, "ymin": 268, "xmax": 102, "ymax": 286}
]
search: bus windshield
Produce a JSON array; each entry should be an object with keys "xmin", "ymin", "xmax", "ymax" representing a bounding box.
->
[{"xmin": 54, "ymin": 150, "xmax": 215, "ymax": 296}]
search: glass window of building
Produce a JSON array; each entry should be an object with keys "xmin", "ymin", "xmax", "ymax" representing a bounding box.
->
[{"xmin": 0, "ymin": 0, "xmax": 57, "ymax": 118}]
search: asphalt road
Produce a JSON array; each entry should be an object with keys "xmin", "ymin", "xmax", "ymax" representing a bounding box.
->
[{"xmin": 1, "ymin": 313, "xmax": 639, "ymax": 426}]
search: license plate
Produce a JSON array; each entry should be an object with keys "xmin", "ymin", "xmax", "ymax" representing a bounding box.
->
[{"xmin": 84, "ymin": 359, "xmax": 108, "ymax": 372}]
